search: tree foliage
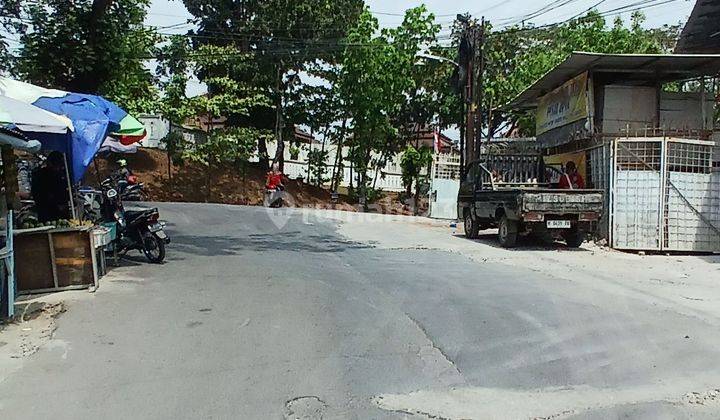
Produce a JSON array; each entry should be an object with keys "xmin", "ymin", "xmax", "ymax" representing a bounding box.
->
[
  {"xmin": 157, "ymin": 35, "xmax": 194, "ymax": 126},
  {"xmin": 154, "ymin": 39, "xmax": 273, "ymax": 194},
  {"xmin": 400, "ymin": 144, "xmax": 433, "ymax": 197},
  {"xmin": 338, "ymin": 6, "xmax": 440, "ymax": 204},
  {"xmin": 306, "ymin": 148, "xmax": 330, "ymax": 186},
  {"xmin": 184, "ymin": 127, "xmax": 262, "ymax": 168},
  {"xmin": 1, "ymin": 0, "xmax": 158, "ymax": 113},
  {"xmin": 182, "ymin": 0, "xmax": 364, "ymax": 168}
]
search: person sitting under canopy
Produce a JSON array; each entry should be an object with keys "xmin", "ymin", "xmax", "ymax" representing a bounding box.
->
[{"xmin": 31, "ymin": 151, "xmax": 70, "ymax": 222}]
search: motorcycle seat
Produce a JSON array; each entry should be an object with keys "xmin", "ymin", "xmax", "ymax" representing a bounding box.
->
[{"xmin": 125, "ymin": 209, "xmax": 157, "ymax": 221}]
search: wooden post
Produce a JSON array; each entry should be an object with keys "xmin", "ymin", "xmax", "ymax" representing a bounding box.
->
[
  {"xmin": 48, "ymin": 232, "xmax": 59, "ymax": 289},
  {"xmin": 63, "ymin": 153, "xmax": 76, "ymax": 220},
  {"xmin": 4, "ymin": 210, "xmax": 14, "ymax": 319}
]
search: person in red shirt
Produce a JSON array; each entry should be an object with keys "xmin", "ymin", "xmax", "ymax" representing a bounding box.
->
[
  {"xmin": 266, "ymin": 163, "xmax": 284, "ymax": 190},
  {"xmin": 558, "ymin": 161, "xmax": 585, "ymax": 189}
]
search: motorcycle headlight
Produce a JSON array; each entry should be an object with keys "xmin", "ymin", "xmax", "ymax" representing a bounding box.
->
[{"xmin": 107, "ymin": 189, "xmax": 118, "ymax": 198}]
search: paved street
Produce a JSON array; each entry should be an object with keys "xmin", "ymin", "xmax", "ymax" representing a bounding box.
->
[{"xmin": 3, "ymin": 203, "xmax": 720, "ymax": 419}]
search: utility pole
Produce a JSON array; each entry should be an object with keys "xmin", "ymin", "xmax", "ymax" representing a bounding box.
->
[
  {"xmin": 456, "ymin": 15, "xmax": 470, "ymax": 178},
  {"xmin": 473, "ymin": 17, "xmax": 486, "ymax": 161},
  {"xmin": 459, "ymin": 16, "xmax": 486, "ymax": 166},
  {"xmin": 463, "ymin": 23, "xmax": 475, "ymax": 166}
]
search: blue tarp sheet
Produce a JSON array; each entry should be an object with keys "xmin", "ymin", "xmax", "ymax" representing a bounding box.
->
[{"xmin": 32, "ymin": 94, "xmax": 121, "ymax": 182}]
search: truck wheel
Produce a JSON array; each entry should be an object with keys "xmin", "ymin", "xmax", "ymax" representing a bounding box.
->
[
  {"xmin": 464, "ymin": 211, "xmax": 479, "ymax": 239},
  {"xmin": 498, "ymin": 216, "xmax": 518, "ymax": 248},
  {"xmin": 564, "ymin": 229, "xmax": 585, "ymax": 248}
]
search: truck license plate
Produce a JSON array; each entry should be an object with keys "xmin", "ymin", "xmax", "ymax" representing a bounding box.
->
[{"xmin": 547, "ymin": 220, "xmax": 571, "ymax": 229}]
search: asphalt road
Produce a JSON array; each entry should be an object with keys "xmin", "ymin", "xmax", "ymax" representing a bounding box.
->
[{"xmin": 2, "ymin": 203, "xmax": 720, "ymax": 419}]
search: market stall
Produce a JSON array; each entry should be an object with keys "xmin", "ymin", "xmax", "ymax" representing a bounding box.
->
[{"xmin": 0, "ymin": 77, "xmax": 145, "ymax": 299}]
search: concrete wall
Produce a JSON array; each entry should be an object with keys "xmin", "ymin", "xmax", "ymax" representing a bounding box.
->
[
  {"xmin": 602, "ymin": 86, "xmax": 657, "ymax": 133},
  {"xmin": 256, "ymin": 142, "xmax": 408, "ymax": 192},
  {"xmin": 601, "ymin": 86, "xmax": 715, "ymax": 134}
]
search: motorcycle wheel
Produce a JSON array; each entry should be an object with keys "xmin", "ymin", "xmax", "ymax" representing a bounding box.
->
[{"xmin": 142, "ymin": 232, "xmax": 166, "ymax": 263}]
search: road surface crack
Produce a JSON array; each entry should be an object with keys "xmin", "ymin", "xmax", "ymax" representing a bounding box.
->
[{"xmin": 405, "ymin": 313, "xmax": 462, "ymax": 377}]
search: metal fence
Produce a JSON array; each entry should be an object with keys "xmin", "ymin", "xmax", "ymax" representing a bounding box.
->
[
  {"xmin": 610, "ymin": 137, "xmax": 720, "ymax": 252},
  {"xmin": 588, "ymin": 143, "xmax": 611, "ymax": 239}
]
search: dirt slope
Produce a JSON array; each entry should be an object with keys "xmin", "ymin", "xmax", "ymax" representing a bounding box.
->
[{"xmin": 89, "ymin": 149, "xmax": 358, "ymax": 211}]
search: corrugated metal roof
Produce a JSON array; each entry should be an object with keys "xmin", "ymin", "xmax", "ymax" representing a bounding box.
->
[
  {"xmin": 676, "ymin": 0, "xmax": 720, "ymax": 54},
  {"xmin": 507, "ymin": 51, "xmax": 720, "ymax": 110}
]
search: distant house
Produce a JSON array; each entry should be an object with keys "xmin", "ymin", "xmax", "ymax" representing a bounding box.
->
[
  {"xmin": 403, "ymin": 124, "xmax": 458, "ymax": 154},
  {"xmin": 184, "ymin": 114, "xmax": 228, "ymax": 133},
  {"xmin": 292, "ymin": 126, "xmax": 321, "ymax": 146},
  {"xmin": 136, "ymin": 114, "xmax": 207, "ymax": 149}
]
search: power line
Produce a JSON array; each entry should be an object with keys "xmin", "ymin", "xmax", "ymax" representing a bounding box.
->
[
  {"xmin": 496, "ymin": 0, "xmax": 584, "ymax": 25},
  {"xmin": 490, "ymin": 0, "xmax": 682, "ymax": 35}
]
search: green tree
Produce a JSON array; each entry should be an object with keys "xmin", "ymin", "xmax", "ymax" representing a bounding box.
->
[
  {"xmin": 183, "ymin": 127, "xmax": 263, "ymax": 201},
  {"xmin": 172, "ymin": 44, "xmax": 271, "ymax": 201},
  {"xmin": 182, "ymin": 0, "xmax": 364, "ymax": 171},
  {"xmin": 157, "ymin": 35, "xmax": 194, "ymax": 126},
  {"xmin": 306, "ymin": 148, "xmax": 330, "ymax": 186},
  {"xmin": 2, "ymin": 0, "xmax": 158, "ymax": 112},
  {"xmin": 339, "ymin": 6, "xmax": 439, "ymax": 207},
  {"xmin": 155, "ymin": 35, "xmax": 196, "ymax": 178},
  {"xmin": 400, "ymin": 144, "xmax": 433, "ymax": 215}
]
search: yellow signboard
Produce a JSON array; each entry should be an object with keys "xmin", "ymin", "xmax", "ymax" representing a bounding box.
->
[{"xmin": 536, "ymin": 72, "xmax": 588, "ymax": 135}]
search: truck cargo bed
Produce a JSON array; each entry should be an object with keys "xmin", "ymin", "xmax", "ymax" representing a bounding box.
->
[{"xmin": 520, "ymin": 190, "xmax": 604, "ymax": 213}]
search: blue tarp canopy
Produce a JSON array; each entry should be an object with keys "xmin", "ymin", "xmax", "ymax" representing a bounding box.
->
[
  {"xmin": 0, "ymin": 78, "xmax": 136, "ymax": 183},
  {"xmin": 32, "ymin": 95, "xmax": 120, "ymax": 182}
]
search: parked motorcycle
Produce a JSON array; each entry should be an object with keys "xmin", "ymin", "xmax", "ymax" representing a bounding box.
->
[
  {"xmin": 98, "ymin": 178, "xmax": 170, "ymax": 263},
  {"xmin": 108, "ymin": 168, "xmax": 146, "ymax": 202},
  {"xmin": 120, "ymin": 181, "xmax": 146, "ymax": 202}
]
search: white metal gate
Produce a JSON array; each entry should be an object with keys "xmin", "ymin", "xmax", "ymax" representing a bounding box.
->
[
  {"xmin": 429, "ymin": 154, "xmax": 460, "ymax": 220},
  {"xmin": 611, "ymin": 137, "xmax": 720, "ymax": 252}
]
